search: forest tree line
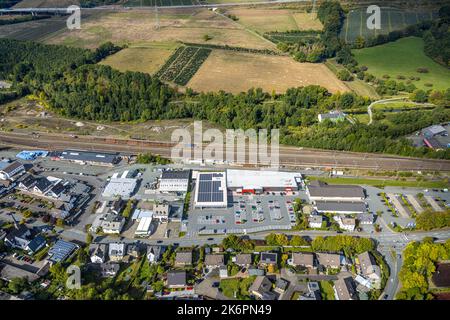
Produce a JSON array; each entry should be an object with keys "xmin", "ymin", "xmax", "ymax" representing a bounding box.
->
[{"xmin": 0, "ymin": 39, "xmax": 449, "ymax": 159}]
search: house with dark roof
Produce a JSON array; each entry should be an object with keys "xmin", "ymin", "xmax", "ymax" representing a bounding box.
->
[
  {"xmin": 334, "ymin": 277, "xmax": 358, "ymax": 300},
  {"xmin": 259, "ymin": 252, "xmax": 277, "ymax": 267},
  {"xmin": 4, "ymin": 224, "xmax": 32, "ymax": 251},
  {"xmin": 167, "ymin": 270, "xmax": 187, "ymax": 288},
  {"xmin": 0, "ymin": 161, "xmax": 25, "ymax": 181},
  {"xmin": 249, "ymin": 276, "xmax": 274, "ymax": 299},
  {"xmin": 274, "ymin": 278, "xmax": 289, "ymax": 294}
]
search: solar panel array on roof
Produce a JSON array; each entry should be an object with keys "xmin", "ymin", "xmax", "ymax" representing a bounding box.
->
[
  {"xmin": 48, "ymin": 240, "xmax": 78, "ymax": 263},
  {"xmin": 197, "ymin": 173, "xmax": 224, "ymax": 203}
]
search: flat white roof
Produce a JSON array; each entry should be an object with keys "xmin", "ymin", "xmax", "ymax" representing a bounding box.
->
[
  {"xmin": 136, "ymin": 217, "xmax": 153, "ymax": 233},
  {"xmin": 227, "ymin": 169, "xmax": 301, "ymax": 189},
  {"xmin": 102, "ymin": 178, "xmax": 137, "ymax": 198}
]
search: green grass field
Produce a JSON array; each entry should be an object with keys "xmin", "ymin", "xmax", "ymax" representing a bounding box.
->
[{"xmin": 353, "ymin": 37, "xmax": 450, "ymax": 91}]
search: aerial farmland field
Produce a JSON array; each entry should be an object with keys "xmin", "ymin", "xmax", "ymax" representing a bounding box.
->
[
  {"xmin": 99, "ymin": 42, "xmax": 179, "ymax": 75},
  {"xmin": 187, "ymin": 49, "xmax": 350, "ymax": 94},
  {"xmin": 225, "ymin": 8, "xmax": 322, "ymax": 34},
  {"xmin": 45, "ymin": 9, "xmax": 274, "ymax": 49},
  {"xmin": 353, "ymin": 37, "xmax": 450, "ymax": 91},
  {"xmin": 341, "ymin": 7, "xmax": 438, "ymax": 43}
]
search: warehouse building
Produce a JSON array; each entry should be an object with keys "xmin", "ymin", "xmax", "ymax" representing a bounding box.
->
[
  {"xmin": 314, "ymin": 201, "xmax": 367, "ymax": 214},
  {"xmin": 159, "ymin": 170, "xmax": 191, "ymax": 193},
  {"xmin": 226, "ymin": 169, "xmax": 303, "ymax": 194},
  {"xmin": 102, "ymin": 178, "xmax": 137, "ymax": 199},
  {"xmin": 194, "ymin": 172, "xmax": 228, "ymax": 208},
  {"xmin": 57, "ymin": 150, "xmax": 120, "ymax": 167},
  {"xmin": 306, "ymin": 181, "xmax": 365, "ymax": 202}
]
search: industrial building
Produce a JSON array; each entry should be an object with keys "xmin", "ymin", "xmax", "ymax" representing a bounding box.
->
[
  {"xmin": 226, "ymin": 169, "xmax": 303, "ymax": 194},
  {"xmin": 16, "ymin": 150, "xmax": 48, "ymax": 161},
  {"xmin": 57, "ymin": 150, "xmax": 120, "ymax": 166},
  {"xmin": 314, "ymin": 201, "xmax": 367, "ymax": 214},
  {"xmin": 194, "ymin": 172, "xmax": 228, "ymax": 208},
  {"xmin": 159, "ymin": 170, "xmax": 191, "ymax": 193},
  {"xmin": 306, "ymin": 180, "xmax": 365, "ymax": 202},
  {"xmin": 102, "ymin": 178, "xmax": 137, "ymax": 198},
  {"xmin": 421, "ymin": 124, "xmax": 450, "ymax": 150},
  {"xmin": 135, "ymin": 217, "xmax": 153, "ymax": 237},
  {"xmin": 318, "ymin": 111, "xmax": 346, "ymax": 123}
]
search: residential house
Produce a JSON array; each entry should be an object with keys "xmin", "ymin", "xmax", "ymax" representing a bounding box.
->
[
  {"xmin": 308, "ymin": 215, "xmax": 323, "ymax": 228},
  {"xmin": 334, "ymin": 277, "xmax": 359, "ymax": 300},
  {"xmin": 108, "ymin": 243, "xmax": 126, "ymax": 262},
  {"xmin": 100, "ymin": 262, "xmax": 120, "ymax": 278},
  {"xmin": 167, "ymin": 270, "xmax": 187, "ymax": 289},
  {"xmin": 233, "ymin": 254, "xmax": 252, "ymax": 267},
  {"xmin": 0, "ymin": 161, "xmax": 25, "ymax": 181},
  {"xmin": 300, "ymin": 282, "xmax": 322, "ymax": 300},
  {"xmin": 357, "ymin": 213, "xmax": 375, "ymax": 225},
  {"xmin": 204, "ymin": 254, "xmax": 225, "ymax": 269},
  {"xmin": 147, "ymin": 246, "xmax": 165, "ymax": 264},
  {"xmin": 126, "ymin": 244, "xmax": 141, "ymax": 259},
  {"xmin": 249, "ymin": 276, "xmax": 274, "ymax": 299},
  {"xmin": 248, "ymin": 267, "xmax": 265, "ymax": 276},
  {"xmin": 290, "ymin": 252, "xmax": 315, "ymax": 268},
  {"xmin": 90, "ymin": 244, "xmax": 108, "ymax": 264},
  {"xmin": 4, "ymin": 220, "xmax": 45, "ymax": 254},
  {"xmin": 318, "ymin": 111, "xmax": 346, "ymax": 123},
  {"xmin": 259, "ymin": 252, "xmax": 277, "ymax": 267},
  {"xmin": 175, "ymin": 251, "xmax": 193, "ymax": 267},
  {"xmin": 334, "ymin": 216, "xmax": 356, "ymax": 232},
  {"xmin": 316, "ymin": 253, "xmax": 346, "ymax": 269},
  {"xmin": 274, "ymin": 278, "xmax": 289, "ymax": 295},
  {"xmin": 357, "ymin": 251, "xmax": 381, "ymax": 287},
  {"xmin": 100, "ymin": 214, "xmax": 126, "ymax": 234}
]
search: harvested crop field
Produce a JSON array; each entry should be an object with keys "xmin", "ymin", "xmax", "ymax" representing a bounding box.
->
[
  {"xmin": 46, "ymin": 9, "xmax": 274, "ymax": 50},
  {"xmin": 187, "ymin": 50, "xmax": 349, "ymax": 94},
  {"xmin": 226, "ymin": 8, "xmax": 322, "ymax": 33},
  {"xmin": 100, "ymin": 42, "xmax": 178, "ymax": 75},
  {"xmin": 0, "ymin": 16, "xmax": 67, "ymax": 41}
]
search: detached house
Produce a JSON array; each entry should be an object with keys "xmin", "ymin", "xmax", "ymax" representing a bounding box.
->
[
  {"xmin": 357, "ymin": 251, "xmax": 381, "ymax": 287},
  {"xmin": 0, "ymin": 161, "xmax": 25, "ymax": 181},
  {"xmin": 204, "ymin": 254, "xmax": 225, "ymax": 269},
  {"xmin": 334, "ymin": 277, "xmax": 359, "ymax": 300},
  {"xmin": 290, "ymin": 252, "xmax": 316, "ymax": 269},
  {"xmin": 316, "ymin": 253, "xmax": 346, "ymax": 269},
  {"xmin": 259, "ymin": 252, "xmax": 277, "ymax": 267},
  {"xmin": 147, "ymin": 245, "xmax": 165, "ymax": 264},
  {"xmin": 249, "ymin": 276, "xmax": 275, "ymax": 300},
  {"xmin": 175, "ymin": 251, "xmax": 192, "ymax": 267},
  {"xmin": 109, "ymin": 242, "xmax": 126, "ymax": 262},
  {"xmin": 233, "ymin": 254, "xmax": 252, "ymax": 267},
  {"xmin": 90, "ymin": 244, "xmax": 108, "ymax": 264}
]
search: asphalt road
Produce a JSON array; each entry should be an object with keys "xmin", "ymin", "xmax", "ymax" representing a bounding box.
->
[{"xmin": 1, "ymin": 131, "xmax": 449, "ymax": 171}]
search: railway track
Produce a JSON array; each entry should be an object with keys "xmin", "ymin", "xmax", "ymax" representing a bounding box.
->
[{"xmin": 0, "ymin": 131, "xmax": 449, "ymax": 171}]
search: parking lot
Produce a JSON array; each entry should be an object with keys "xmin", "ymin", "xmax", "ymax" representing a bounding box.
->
[{"xmin": 187, "ymin": 191, "xmax": 308, "ymax": 236}]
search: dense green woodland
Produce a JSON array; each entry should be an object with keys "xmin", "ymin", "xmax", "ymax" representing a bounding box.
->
[
  {"xmin": 0, "ymin": 37, "xmax": 449, "ymax": 159},
  {"xmin": 397, "ymin": 239, "xmax": 450, "ymax": 300}
]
